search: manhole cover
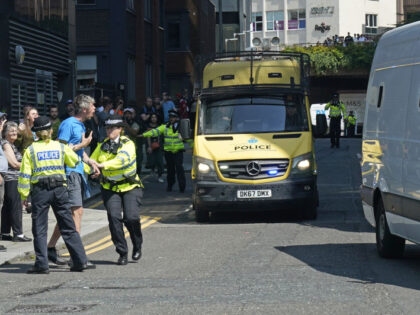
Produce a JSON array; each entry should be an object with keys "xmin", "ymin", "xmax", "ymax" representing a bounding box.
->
[{"xmin": 8, "ymin": 304, "xmax": 96, "ymax": 313}]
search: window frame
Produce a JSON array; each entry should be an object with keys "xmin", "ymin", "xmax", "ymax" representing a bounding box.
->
[
  {"xmin": 266, "ymin": 11, "xmax": 284, "ymax": 31},
  {"xmin": 252, "ymin": 12, "xmax": 263, "ymax": 31},
  {"xmin": 287, "ymin": 9, "xmax": 306, "ymax": 30}
]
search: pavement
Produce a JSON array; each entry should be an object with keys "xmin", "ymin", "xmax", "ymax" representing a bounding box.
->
[{"xmin": 0, "ymin": 148, "xmax": 193, "ymax": 266}]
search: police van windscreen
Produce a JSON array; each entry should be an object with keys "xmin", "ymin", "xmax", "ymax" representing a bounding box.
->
[{"xmin": 199, "ymin": 96, "xmax": 309, "ymax": 135}]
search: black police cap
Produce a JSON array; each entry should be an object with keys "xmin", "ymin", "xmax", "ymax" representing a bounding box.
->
[
  {"xmin": 168, "ymin": 109, "xmax": 179, "ymax": 118},
  {"xmin": 32, "ymin": 116, "xmax": 52, "ymax": 132}
]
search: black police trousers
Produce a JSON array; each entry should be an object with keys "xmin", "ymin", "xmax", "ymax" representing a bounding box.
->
[
  {"xmin": 164, "ymin": 151, "xmax": 186, "ymax": 191},
  {"xmin": 101, "ymin": 187, "xmax": 143, "ymax": 256},
  {"xmin": 31, "ymin": 185, "xmax": 87, "ymax": 270},
  {"xmin": 347, "ymin": 124, "xmax": 355, "ymax": 137},
  {"xmin": 330, "ymin": 117, "xmax": 342, "ymax": 147}
]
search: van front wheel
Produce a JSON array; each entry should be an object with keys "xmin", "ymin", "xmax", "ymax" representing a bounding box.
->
[
  {"xmin": 195, "ymin": 206, "xmax": 210, "ymax": 223},
  {"xmin": 376, "ymin": 198, "xmax": 405, "ymax": 258}
]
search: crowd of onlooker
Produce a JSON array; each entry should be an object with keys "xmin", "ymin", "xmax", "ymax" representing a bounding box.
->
[
  {"xmin": 319, "ymin": 32, "xmax": 376, "ymax": 47},
  {"xmin": 0, "ymin": 89, "xmax": 196, "ymax": 250}
]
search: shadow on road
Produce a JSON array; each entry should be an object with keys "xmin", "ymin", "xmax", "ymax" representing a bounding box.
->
[{"xmin": 275, "ymin": 243, "xmax": 420, "ymax": 291}]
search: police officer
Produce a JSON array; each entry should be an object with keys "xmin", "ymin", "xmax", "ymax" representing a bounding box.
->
[
  {"xmin": 346, "ymin": 111, "xmax": 356, "ymax": 137},
  {"xmin": 90, "ymin": 115, "xmax": 143, "ymax": 265},
  {"xmin": 141, "ymin": 109, "xmax": 190, "ymax": 192},
  {"xmin": 325, "ymin": 93, "xmax": 347, "ymax": 148},
  {"xmin": 18, "ymin": 116, "xmax": 95, "ymax": 274}
]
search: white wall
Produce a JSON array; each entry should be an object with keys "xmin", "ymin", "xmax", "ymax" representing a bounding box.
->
[{"xmin": 251, "ymin": 0, "xmax": 397, "ymax": 47}]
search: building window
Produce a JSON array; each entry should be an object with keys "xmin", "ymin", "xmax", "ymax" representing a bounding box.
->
[
  {"xmin": 288, "ymin": 9, "xmax": 306, "ymax": 30},
  {"xmin": 266, "ymin": 11, "xmax": 284, "ymax": 31},
  {"xmin": 145, "ymin": 62, "xmax": 153, "ymax": 98},
  {"xmin": 126, "ymin": 0, "xmax": 134, "ymax": 11},
  {"xmin": 77, "ymin": 0, "xmax": 95, "ymax": 4},
  {"xmin": 144, "ymin": 0, "xmax": 152, "ymax": 20},
  {"xmin": 127, "ymin": 57, "xmax": 135, "ymax": 101},
  {"xmin": 365, "ymin": 14, "xmax": 377, "ymax": 34},
  {"xmin": 252, "ymin": 12, "xmax": 263, "ymax": 31},
  {"xmin": 168, "ymin": 22, "xmax": 180, "ymax": 49}
]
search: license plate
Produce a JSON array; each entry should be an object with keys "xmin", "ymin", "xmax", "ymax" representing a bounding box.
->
[{"xmin": 237, "ymin": 189, "xmax": 272, "ymax": 199}]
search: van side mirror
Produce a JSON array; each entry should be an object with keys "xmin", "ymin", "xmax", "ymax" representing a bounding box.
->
[{"xmin": 179, "ymin": 119, "xmax": 192, "ymax": 139}]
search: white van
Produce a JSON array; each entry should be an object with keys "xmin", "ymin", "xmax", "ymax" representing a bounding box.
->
[
  {"xmin": 361, "ymin": 21, "xmax": 420, "ymax": 258},
  {"xmin": 310, "ymin": 103, "xmax": 345, "ymax": 135}
]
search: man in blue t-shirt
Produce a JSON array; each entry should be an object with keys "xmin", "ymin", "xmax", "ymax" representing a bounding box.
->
[
  {"xmin": 162, "ymin": 92, "xmax": 176, "ymax": 123},
  {"xmin": 46, "ymin": 94, "xmax": 100, "ymax": 265}
]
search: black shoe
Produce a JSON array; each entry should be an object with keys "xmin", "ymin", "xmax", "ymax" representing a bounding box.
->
[
  {"xmin": 1, "ymin": 234, "xmax": 12, "ymax": 241},
  {"xmin": 13, "ymin": 235, "xmax": 32, "ymax": 242},
  {"xmin": 47, "ymin": 247, "xmax": 67, "ymax": 265},
  {"xmin": 0, "ymin": 245, "xmax": 6, "ymax": 252},
  {"xmin": 70, "ymin": 261, "xmax": 96, "ymax": 272},
  {"xmin": 117, "ymin": 255, "xmax": 128, "ymax": 265},
  {"xmin": 132, "ymin": 249, "xmax": 142, "ymax": 261},
  {"xmin": 27, "ymin": 266, "xmax": 49, "ymax": 274},
  {"xmin": 25, "ymin": 205, "xmax": 32, "ymax": 214},
  {"xmin": 166, "ymin": 186, "xmax": 172, "ymax": 192}
]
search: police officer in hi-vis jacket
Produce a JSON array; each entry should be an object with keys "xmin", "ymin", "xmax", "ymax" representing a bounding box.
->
[
  {"xmin": 325, "ymin": 93, "xmax": 347, "ymax": 148},
  {"xmin": 90, "ymin": 115, "xmax": 143, "ymax": 266},
  {"xmin": 18, "ymin": 116, "xmax": 95, "ymax": 274}
]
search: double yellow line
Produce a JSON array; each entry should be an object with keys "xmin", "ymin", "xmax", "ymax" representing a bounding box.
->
[{"xmin": 63, "ymin": 216, "xmax": 160, "ymax": 256}]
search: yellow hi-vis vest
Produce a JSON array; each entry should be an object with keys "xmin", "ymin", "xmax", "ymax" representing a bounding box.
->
[
  {"xmin": 90, "ymin": 136, "xmax": 143, "ymax": 192},
  {"xmin": 18, "ymin": 139, "xmax": 81, "ymax": 200},
  {"xmin": 143, "ymin": 124, "xmax": 192, "ymax": 153},
  {"xmin": 325, "ymin": 101, "xmax": 347, "ymax": 119},
  {"xmin": 347, "ymin": 115, "xmax": 356, "ymax": 126}
]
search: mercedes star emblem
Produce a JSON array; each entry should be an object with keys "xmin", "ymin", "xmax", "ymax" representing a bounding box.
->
[{"xmin": 246, "ymin": 161, "xmax": 261, "ymax": 176}]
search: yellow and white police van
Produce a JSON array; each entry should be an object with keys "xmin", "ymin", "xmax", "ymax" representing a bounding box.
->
[{"xmin": 190, "ymin": 51, "xmax": 318, "ymax": 222}]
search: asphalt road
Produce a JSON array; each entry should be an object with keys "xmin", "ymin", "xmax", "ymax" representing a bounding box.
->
[{"xmin": 1, "ymin": 138, "xmax": 420, "ymax": 314}]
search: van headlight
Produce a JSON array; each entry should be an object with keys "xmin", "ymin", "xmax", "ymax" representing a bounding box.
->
[
  {"xmin": 290, "ymin": 153, "xmax": 315, "ymax": 176},
  {"xmin": 194, "ymin": 156, "xmax": 218, "ymax": 181}
]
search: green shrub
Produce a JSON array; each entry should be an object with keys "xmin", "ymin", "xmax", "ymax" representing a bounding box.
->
[{"xmin": 285, "ymin": 44, "xmax": 376, "ymax": 76}]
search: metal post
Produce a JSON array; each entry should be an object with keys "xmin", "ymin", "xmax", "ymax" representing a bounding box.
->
[
  {"xmin": 18, "ymin": 84, "xmax": 21, "ymax": 120},
  {"xmin": 218, "ymin": 0, "xmax": 224, "ymax": 52}
]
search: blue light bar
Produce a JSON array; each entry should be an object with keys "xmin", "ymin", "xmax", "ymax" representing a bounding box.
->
[{"xmin": 268, "ymin": 170, "xmax": 279, "ymax": 176}]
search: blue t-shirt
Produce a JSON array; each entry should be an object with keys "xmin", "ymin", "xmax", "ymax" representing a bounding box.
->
[
  {"xmin": 58, "ymin": 117, "xmax": 85, "ymax": 175},
  {"xmin": 162, "ymin": 100, "xmax": 175, "ymax": 122}
]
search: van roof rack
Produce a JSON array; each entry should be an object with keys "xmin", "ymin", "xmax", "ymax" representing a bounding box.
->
[{"xmin": 201, "ymin": 51, "xmax": 310, "ymax": 99}]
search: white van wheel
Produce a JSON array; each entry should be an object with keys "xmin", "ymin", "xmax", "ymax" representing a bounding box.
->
[{"xmin": 375, "ymin": 198, "xmax": 405, "ymax": 258}]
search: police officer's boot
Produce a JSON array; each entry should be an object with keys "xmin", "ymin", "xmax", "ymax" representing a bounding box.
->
[
  {"xmin": 48, "ymin": 247, "xmax": 67, "ymax": 265},
  {"xmin": 117, "ymin": 255, "xmax": 128, "ymax": 265}
]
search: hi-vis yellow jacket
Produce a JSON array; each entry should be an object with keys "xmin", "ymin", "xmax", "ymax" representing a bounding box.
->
[
  {"xmin": 90, "ymin": 136, "xmax": 143, "ymax": 192},
  {"xmin": 143, "ymin": 124, "xmax": 192, "ymax": 153},
  {"xmin": 325, "ymin": 101, "xmax": 347, "ymax": 119},
  {"xmin": 18, "ymin": 139, "xmax": 81, "ymax": 200}
]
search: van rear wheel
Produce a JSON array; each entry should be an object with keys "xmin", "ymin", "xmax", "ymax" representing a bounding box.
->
[{"xmin": 376, "ymin": 198, "xmax": 405, "ymax": 258}]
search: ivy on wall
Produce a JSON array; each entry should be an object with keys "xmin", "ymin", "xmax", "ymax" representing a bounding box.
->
[{"xmin": 285, "ymin": 44, "xmax": 376, "ymax": 76}]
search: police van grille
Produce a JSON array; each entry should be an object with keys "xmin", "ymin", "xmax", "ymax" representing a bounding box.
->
[{"xmin": 218, "ymin": 159, "xmax": 289, "ymax": 180}]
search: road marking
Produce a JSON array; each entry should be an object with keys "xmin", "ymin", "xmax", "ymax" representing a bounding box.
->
[
  {"xmin": 85, "ymin": 218, "xmax": 159, "ymax": 255},
  {"xmin": 88, "ymin": 200, "xmax": 104, "ymax": 209},
  {"xmin": 62, "ymin": 216, "xmax": 159, "ymax": 257}
]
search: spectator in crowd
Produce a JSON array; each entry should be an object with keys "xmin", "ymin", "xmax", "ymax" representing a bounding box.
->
[
  {"xmin": 140, "ymin": 97, "xmax": 156, "ymax": 122},
  {"xmin": 146, "ymin": 113, "xmax": 164, "ymax": 183},
  {"xmin": 97, "ymin": 96, "xmax": 113, "ymax": 142},
  {"xmin": 49, "ymin": 105, "xmax": 61, "ymax": 140},
  {"xmin": 177, "ymin": 94, "xmax": 189, "ymax": 120},
  {"xmin": 0, "ymin": 118, "xmax": 8, "ymax": 251},
  {"xmin": 1, "ymin": 122, "xmax": 31, "ymax": 242},
  {"xmin": 358, "ymin": 34, "xmax": 366, "ymax": 42},
  {"xmin": 60, "ymin": 100, "xmax": 75, "ymax": 121},
  {"xmin": 123, "ymin": 107, "xmax": 140, "ymax": 141},
  {"xmin": 137, "ymin": 97, "xmax": 156, "ymax": 174},
  {"xmin": 153, "ymin": 96, "xmax": 164, "ymax": 123},
  {"xmin": 344, "ymin": 32, "xmax": 354, "ymax": 46},
  {"xmin": 162, "ymin": 92, "xmax": 175, "ymax": 123},
  {"xmin": 46, "ymin": 94, "xmax": 98, "ymax": 266},
  {"xmin": 17, "ymin": 106, "xmax": 39, "ymax": 153},
  {"xmin": 112, "ymin": 96, "xmax": 124, "ymax": 116}
]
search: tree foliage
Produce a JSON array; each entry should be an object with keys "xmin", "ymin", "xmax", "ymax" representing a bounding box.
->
[{"xmin": 285, "ymin": 44, "xmax": 376, "ymax": 76}]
